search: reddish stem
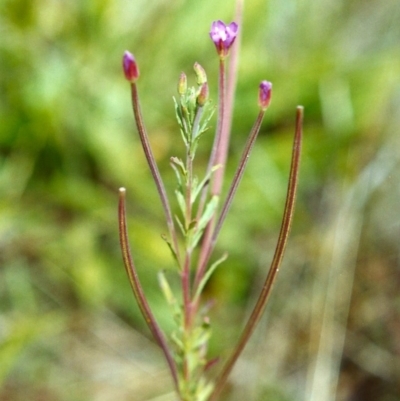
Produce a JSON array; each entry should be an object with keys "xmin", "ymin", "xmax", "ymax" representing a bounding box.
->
[
  {"xmin": 208, "ymin": 106, "xmax": 304, "ymax": 401},
  {"xmin": 195, "ymin": 12, "xmax": 243, "ymax": 289},
  {"xmin": 194, "ymin": 109, "xmax": 266, "ymax": 290},
  {"xmin": 130, "ymin": 83, "xmax": 181, "ymax": 265},
  {"xmin": 195, "ymin": 59, "xmax": 226, "ymax": 287},
  {"xmin": 118, "ymin": 188, "xmax": 179, "ymax": 390}
]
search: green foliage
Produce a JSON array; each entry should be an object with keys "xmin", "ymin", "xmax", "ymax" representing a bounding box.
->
[
  {"xmin": 159, "ymin": 269, "xmax": 214, "ymax": 401},
  {"xmin": 1, "ymin": 0, "xmax": 400, "ymax": 399}
]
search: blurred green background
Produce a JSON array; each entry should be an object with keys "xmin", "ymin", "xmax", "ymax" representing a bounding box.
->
[{"xmin": 1, "ymin": 0, "xmax": 400, "ymax": 400}]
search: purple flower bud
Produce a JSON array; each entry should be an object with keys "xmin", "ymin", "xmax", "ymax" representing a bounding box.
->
[
  {"xmin": 122, "ymin": 51, "xmax": 139, "ymax": 82},
  {"xmin": 197, "ymin": 82, "xmax": 209, "ymax": 106},
  {"xmin": 193, "ymin": 62, "xmax": 207, "ymax": 85},
  {"xmin": 209, "ymin": 20, "xmax": 238, "ymax": 59},
  {"xmin": 258, "ymin": 81, "xmax": 272, "ymax": 110}
]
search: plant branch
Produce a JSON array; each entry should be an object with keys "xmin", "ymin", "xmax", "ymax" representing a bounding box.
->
[
  {"xmin": 211, "ymin": 0, "xmax": 243, "ymax": 198},
  {"xmin": 196, "ymin": 58, "xmax": 226, "ymax": 225},
  {"xmin": 194, "ymin": 109, "xmax": 266, "ymax": 290},
  {"xmin": 208, "ymin": 106, "xmax": 304, "ymax": 401},
  {"xmin": 130, "ymin": 83, "xmax": 181, "ymax": 265},
  {"xmin": 195, "ymin": 6, "xmax": 243, "ymax": 289},
  {"xmin": 118, "ymin": 187, "xmax": 179, "ymax": 391},
  {"xmin": 194, "ymin": 59, "xmax": 226, "ymax": 288}
]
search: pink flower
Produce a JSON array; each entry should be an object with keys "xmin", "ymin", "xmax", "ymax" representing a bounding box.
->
[
  {"xmin": 209, "ymin": 20, "xmax": 238, "ymax": 59},
  {"xmin": 122, "ymin": 51, "xmax": 139, "ymax": 82},
  {"xmin": 258, "ymin": 81, "xmax": 272, "ymax": 110}
]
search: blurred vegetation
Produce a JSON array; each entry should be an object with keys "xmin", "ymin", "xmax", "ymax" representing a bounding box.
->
[{"xmin": 1, "ymin": 0, "xmax": 400, "ymax": 400}]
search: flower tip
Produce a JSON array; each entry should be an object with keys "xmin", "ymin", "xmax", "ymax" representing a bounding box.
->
[
  {"xmin": 227, "ymin": 21, "xmax": 239, "ymax": 34},
  {"xmin": 258, "ymin": 81, "xmax": 272, "ymax": 110},
  {"xmin": 209, "ymin": 20, "xmax": 239, "ymax": 59},
  {"xmin": 122, "ymin": 50, "xmax": 139, "ymax": 82}
]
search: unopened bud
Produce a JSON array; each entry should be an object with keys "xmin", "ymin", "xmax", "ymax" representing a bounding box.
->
[
  {"xmin": 122, "ymin": 51, "xmax": 139, "ymax": 82},
  {"xmin": 258, "ymin": 81, "xmax": 272, "ymax": 110},
  {"xmin": 197, "ymin": 82, "xmax": 209, "ymax": 106},
  {"xmin": 178, "ymin": 72, "xmax": 187, "ymax": 95},
  {"xmin": 193, "ymin": 62, "xmax": 207, "ymax": 85}
]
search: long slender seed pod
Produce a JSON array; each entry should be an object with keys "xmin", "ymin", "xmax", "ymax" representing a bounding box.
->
[
  {"xmin": 118, "ymin": 188, "xmax": 179, "ymax": 391},
  {"xmin": 194, "ymin": 109, "xmax": 266, "ymax": 289},
  {"xmin": 130, "ymin": 83, "xmax": 181, "ymax": 265},
  {"xmin": 208, "ymin": 106, "xmax": 304, "ymax": 401}
]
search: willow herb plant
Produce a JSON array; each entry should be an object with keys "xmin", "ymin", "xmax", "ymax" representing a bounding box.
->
[{"xmin": 119, "ymin": 18, "xmax": 303, "ymax": 401}]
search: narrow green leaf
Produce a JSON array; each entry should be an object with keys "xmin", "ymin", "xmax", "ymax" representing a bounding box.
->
[
  {"xmin": 170, "ymin": 161, "xmax": 183, "ymax": 187},
  {"xmin": 198, "ymin": 105, "xmax": 215, "ymax": 135},
  {"xmin": 197, "ymin": 380, "xmax": 214, "ymax": 401},
  {"xmin": 175, "ymin": 214, "xmax": 185, "ymax": 236},
  {"xmin": 173, "ymin": 96, "xmax": 189, "ymax": 146},
  {"xmin": 171, "ymin": 156, "xmax": 187, "ymax": 176},
  {"xmin": 175, "ymin": 189, "xmax": 186, "ymax": 217},
  {"xmin": 170, "ymin": 156, "xmax": 187, "ymax": 190},
  {"xmin": 158, "ymin": 270, "xmax": 177, "ymax": 306},
  {"xmin": 198, "ymin": 196, "xmax": 218, "ymax": 231},
  {"xmin": 192, "ymin": 164, "xmax": 221, "ymax": 204},
  {"xmin": 189, "ymin": 195, "xmax": 219, "ymax": 248},
  {"xmin": 193, "ymin": 253, "xmax": 228, "ymax": 302},
  {"xmin": 161, "ymin": 233, "xmax": 180, "ymax": 268}
]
